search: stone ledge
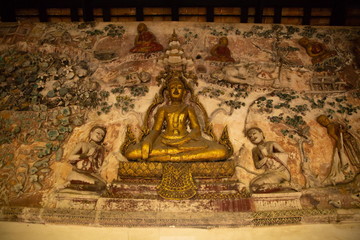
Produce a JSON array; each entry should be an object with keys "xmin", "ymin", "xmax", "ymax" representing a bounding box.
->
[{"xmin": 0, "ymin": 206, "xmax": 357, "ymax": 228}]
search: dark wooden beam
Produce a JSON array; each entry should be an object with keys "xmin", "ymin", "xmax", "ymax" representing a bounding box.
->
[
  {"xmin": 71, "ymin": 8, "xmax": 80, "ymax": 22},
  {"xmin": 330, "ymin": 1, "xmax": 347, "ymax": 26},
  {"xmin": 3, "ymin": 0, "xmax": 360, "ymax": 25},
  {"xmin": 254, "ymin": 3, "xmax": 263, "ymax": 23},
  {"xmin": 136, "ymin": 7, "xmax": 144, "ymax": 21},
  {"xmin": 274, "ymin": 7, "xmax": 282, "ymax": 24},
  {"xmin": 241, "ymin": 7, "xmax": 249, "ymax": 23},
  {"xmin": 171, "ymin": 7, "xmax": 179, "ymax": 21},
  {"xmin": 39, "ymin": 6, "xmax": 48, "ymax": 22},
  {"xmin": 206, "ymin": 7, "xmax": 214, "ymax": 22},
  {"xmin": 302, "ymin": 7, "xmax": 311, "ymax": 25},
  {"xmin": 82, "ymin": 0, "xmax": 94, "ymax": 21},
  {"xmin": 103, "ymin": 8, "xmax": 111, "ymax": 22},
  {"xmin": 1, "ymin": 2, "xmax": 16, "ymax": 22}
]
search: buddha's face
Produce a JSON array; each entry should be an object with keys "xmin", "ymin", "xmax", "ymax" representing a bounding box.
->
[
  {"xmin": 247, "ymin": 128, "xmax": 264, "ymax": 144},
  {"xmin": 299, "ymin": 38, "xmax": 309, "ymax": 47},
  {"xmin": 169, "ymin": 80, "xmax": 185, "ymax": 101},
  {"xmin": 90, "ymin": 127, "xmax": 106, "ymax": 143},
  {"xmin": 317, "ymin": 115, "xmax": 330, "ymax": 126},
  {"xmin": 137, "ymin": 23, "xmax": 147, "ymax": 33},
  {"xmin": 219, "ymin": 37, "xmax": 228, "ymax": 46}
]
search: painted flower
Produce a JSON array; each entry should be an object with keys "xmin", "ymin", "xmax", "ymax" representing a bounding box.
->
[
  {"xmin": 61, "ymin": 107, "xmax": 71, "ymax": 116},
  {"xmin": 13, "ymin": 183, "xmax": 23, "ymax": 193},
  {"xmin": 29, "ymin": 167, "xmax": 38, "ymax": 175},
  {"xmin": 58, "ymin": 125, "xmax": 67, "ymax": 133},
  {"xmin": 29, "ymin": 174, "xmax": 38, "ymax": 183},
  {"xmin": 47, "ymin": 129, "xmax": 59, "ymax": 140},
  {"xmin": 60, "ymin": 117, "xmax": 70, "ymax": 126}
]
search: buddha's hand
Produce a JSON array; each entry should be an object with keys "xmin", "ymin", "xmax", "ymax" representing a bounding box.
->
[
  {"xmin": 141, "ymin": 140, "xmax": 152, "ymax": 160},
  {"xmin": 162, "ymin": 137, "xmax": 191, "ymax": 147}
]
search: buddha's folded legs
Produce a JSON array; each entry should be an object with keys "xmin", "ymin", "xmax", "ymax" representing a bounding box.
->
[{"xmin": 125, "ymin": 140, "xmax": 229, "ymax": 162}]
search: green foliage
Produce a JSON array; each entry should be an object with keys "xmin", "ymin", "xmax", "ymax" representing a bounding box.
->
[
  {"xmin": 0, "ymin": 118, "xmax": 20, "ymax": 145},
  {"xmin": 130, "ymin": 85, "xmax": 149, "ymax": 97},
  {"xmin": 281, "ymin": 129, "xmax": 290, "ymax": 136},
  {"xmin": 85, "ymin": 29, "xmax": 104, "ymax": 36},
  {"xmin": 78, "ymin": 22, "xmax": 95, "ymax": 29},
  {"xmin": 104, "ymin": 24, "xmax": 125, "ymax": 37},
  {"xmin": 224, "ymin": 100, "xmax": 245, "ymax": 109},
  {"xmin": 198, "ymin": 86, "xmax": 247, "ymax": 110},
  {"xmin": 84, "ymin": 24, "xmax": 125, "ymax": 37},
  {"xmin": 198, "ymin": 87, "xmax": 225, "ymax": 98},
  {"xmin": 300, "ymin": 26, "xmax": 317, "ymax": 38},
  {"xmin": 307, "ymin": 96, "xmax": 327, "ymax": 109},
  {"xmin": 183, "ymin": 28, "xmax": 199, "ymax": 44},
  {"xmin": 272, "ymin": 91, "xmax": 298, "ymax": 101},
  {"xmin": 285, "ymin": 115, "xmax": 306, "ymax": 128},
  {"xmin": 256, "ymin": 91, "xmax": 310, "ymax": 139},
  {"xmin": 269, "ymin": 115, "xmax": 283, "ymax": 123},
  {"xmin": 111, "ymin": 87, "xmax": 125, "ymax": 94},
  {"xmin": 230, "ymin": 87, "xmax": 248, "ymax": 98},
  {"xmin": 303, "ymin": 95, "xmax": 360, "ymax": 117},
  {"xmin": 115, "ymin": 96, "xmax": 135, "ymax": 112},
  {"xmin": 314, "ymin": 56, "xmax": 343, "ymax": 72},
  {"xmin": 206, "ymin": 25, "xmax": 240, "ymax": 36},
  {"xmin": 97, "ymin": 102, "xmax": 112, "ymax": 115},
  {"xmin": 336, "ymin": 103, "xmax": 359, "ymax": 115},
  {"xmin": 242, "ymin": 25, "xmax": 300, "ymax": 39},
  {"xmin": 290, "ymin": 104, "xmax": 309, "ymax": 115}
]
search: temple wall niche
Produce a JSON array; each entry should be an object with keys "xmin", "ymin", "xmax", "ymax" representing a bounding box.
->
[{"xmin": 0, "ymin": 21, "xmax": 359, "ymax": 228}]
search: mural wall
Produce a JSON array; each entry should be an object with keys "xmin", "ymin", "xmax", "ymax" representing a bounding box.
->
[{"xmin": 0, "ymin": 21, "xmax": 359, "ymax": 227}]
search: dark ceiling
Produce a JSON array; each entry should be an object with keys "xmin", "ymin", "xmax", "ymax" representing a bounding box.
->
[{"xmin": 1, "ymin": 0, "xmax": 359, "ymax": 25}]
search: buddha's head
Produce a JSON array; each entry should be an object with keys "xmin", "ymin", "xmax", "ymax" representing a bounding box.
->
[
  {"xmin": 219, "ymin": 37, "xmax": 229, "ymax": 46},
  {"xmin": 137, "ymin": 23, "xmax": 147, "ymax": 33},
  {"xmin": 316, "ymin": 115, "xmax": 330, "ymax": 127},
  {"xmin": 247, "ymin": 127, "xmax": 264, "ymax": 145},
  {"xmin": 298, "ymin": 37, "xmax": 309, "ymax": 47},
  {"xmin": 168, "ymin": 77, "xmax": 186, "ymax": 102},
  {"xmin": 89, "ymin": 126, "xmax": 107, "ymax": 143}
]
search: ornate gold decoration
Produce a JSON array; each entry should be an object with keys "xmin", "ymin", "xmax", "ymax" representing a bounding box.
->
[
  {"xmin": 252, "ymin": 217, "xmax": 302, "ymax": 226},
  {"xmin": 252, "ymin": 208, "xmax": 336, "ymax": 219},
  {"xmin": 251, "ymin": 209, "xmax": 336, "ymax": 226},
  {"xmin": 120, "ymin": 125, "xmax": 137, "ymax": 156},
  {"xmin": 219, "ymin": 126, "xmax": 234, "ymax": 156},
  {"xmin": 190, "ymin": 161, "xmax": 235, "ymax": 178},
  {"xmin": 118, "ymin": 162, "xmax": 163, "ymax": 178},
  {"xmin": 120, "ymin": 32, "xmax": 235, "ymax": 199},
  {"xmin": 196, "ymin": 192, "xmax": 247, "ymax": 199},
  {"xmin": 157, "ymin": 163, "xmax": 197, "ymax": 200},
  {"xmin": 118, "ymin": 160, "xmax": 235, "ymax": 178}
]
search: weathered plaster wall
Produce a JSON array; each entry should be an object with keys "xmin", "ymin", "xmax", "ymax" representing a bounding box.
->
[{"xmin": 0, "ymin": 21, "xmax": 359, "ymax": 227}]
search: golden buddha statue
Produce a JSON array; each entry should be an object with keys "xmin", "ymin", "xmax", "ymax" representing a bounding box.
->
[
  {"xmin": 124, "ymin": 74, "xmax": 230, "ymax": 162},
  {"xmin": 120, "ymin": 33, "xmax": 233, "ymax": 200}
]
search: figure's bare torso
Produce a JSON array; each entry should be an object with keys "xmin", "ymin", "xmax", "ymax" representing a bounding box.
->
[{"xmin": 161, "ymin": 104, "xmax": 190, "ymax": 139}]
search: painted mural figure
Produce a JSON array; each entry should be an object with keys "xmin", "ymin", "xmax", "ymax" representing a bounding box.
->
[
  {"xmin": 130, "ymin": 23, "xmax": 163, "ymax": 53},
  {"xmin": 124, "ymin": 74, "xmax": 229, "ymax": 162},
  {"xmin": 246, "ymin": 127, "xmax": 291, "ymax": 193},
  {"xmin": 67, "ymin": 126, "xmax": 107, "ymax": 191},
  {"xmin": 317, "ymin": 115, "xmax": 360, "ymax": 185},
  {"xmin": 205, "ymin": 37, "xmax": 235, "ymax": 62},
  {"xmin": 298, "ymin": 37, "xmax": 336, "ymax": 64}
]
